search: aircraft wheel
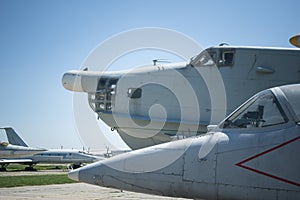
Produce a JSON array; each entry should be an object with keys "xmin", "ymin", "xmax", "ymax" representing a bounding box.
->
[
  {"xmin": 25, "ymin": 166, "xmax": 36, "ymax": 171},
  {"xmin": 0, "ymin": 167, "xmax": 6, "ymax": 172},
  {"xmin": 71, "ymin": 164, "xmax": 81, "ymax": 169}
]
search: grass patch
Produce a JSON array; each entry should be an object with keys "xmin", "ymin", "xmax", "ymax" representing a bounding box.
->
[
  {"xmin": 6, "ymin": 164, "xmax": 68, "ymax": 171},
  {"xmin": 0, "ymin": 174, "xmax": 77, "ymax": 188}
]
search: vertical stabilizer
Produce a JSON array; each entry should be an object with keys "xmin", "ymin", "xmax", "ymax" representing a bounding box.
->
[{"xmin": 1, "ymin": 127, "xmax": 28, "ymax": 147}]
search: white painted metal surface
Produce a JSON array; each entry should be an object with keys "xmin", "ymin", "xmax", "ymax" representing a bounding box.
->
[
  {"xmin": 69, "ymin": 84, "xmax": 300, "ymax": 200},
  {"xmin": 63, "ymin": 46, "xmax": 300, "ymax": 149}
]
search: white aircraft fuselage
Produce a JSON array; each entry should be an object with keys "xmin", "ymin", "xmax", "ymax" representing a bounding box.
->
[
  {"xmin": 0, "ymin": 142, "xmax": 45, "ymax": 158},
  {"xmin": 63, "ymin": 46, "xmax": 300, "ymax": 149},
  {"xmin": 69, "ymin": 84, "xmax": 300, "ymax": 200},
  {"xmin": 28, "ymin": 149, "xmax": 97, "ymax": 164},
  {"xmin": 0, "ymin": 128, "xmax": 96, "ymax": 169}
]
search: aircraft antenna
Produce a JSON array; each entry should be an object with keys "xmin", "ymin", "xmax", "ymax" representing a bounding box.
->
[
  {"xmin": 219, "ymin": 43, "xmax": 229, "ymax": 46},
  {"xmin": 152, "ymin": 59, "xmax": 170, "ymax": 66}
]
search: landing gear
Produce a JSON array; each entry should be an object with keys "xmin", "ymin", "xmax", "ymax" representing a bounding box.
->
[
  {"xmin": 0, "ymin": 167, "xmax": 6, "ymax": 171},
  {"xmin": 24, "ymin": 166, "xmax": 36, "ymax": 171},
  {"xmin": 0, "ymin": 163, "xmax": 37, "ymax": 171},
  {"xmin": 24, "ymin": 163, "xmax": 37, "ymax": 171},
  {"xmin": 0, "ymin": 164, "xmax": 8, "ymax": 171},
  {"xmin": 68, "ymin": 163, "xmax": 82, "ymax": 170}
]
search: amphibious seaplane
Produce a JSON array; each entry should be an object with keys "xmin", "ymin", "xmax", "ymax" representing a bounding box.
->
[
  {"xmin": 62, "ymin": 45, "xmax": 300, "ymax": 149},
  {"xmin": 69, "ymin": 84, "xmax": 300, "ymax": 200}
]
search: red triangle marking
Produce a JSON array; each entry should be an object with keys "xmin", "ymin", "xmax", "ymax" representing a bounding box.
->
[{"xmin": 235, "ymin": 135, "xmax": 300, "ymax": 187}]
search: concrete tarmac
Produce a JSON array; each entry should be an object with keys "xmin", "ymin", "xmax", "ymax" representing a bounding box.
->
[
  {"xmin": 0, "ymin": 167, "xmax": 192, "ymax": 200},
  {"xmin": 0, "ymin": 183, "xmax": 191, "ymax": 200}
]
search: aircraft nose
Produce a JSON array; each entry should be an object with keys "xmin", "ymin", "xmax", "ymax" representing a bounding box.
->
[
  {"xmin": 68, "ymin": 168, "xmax": 80, "ymax": 182},
  {"xmin": 68, "ymin": 162, "xmax": 106, "ymax": 186},
  {"xmin": 62, "ymin": 71, "xmax": 83, "ymax": 92}
]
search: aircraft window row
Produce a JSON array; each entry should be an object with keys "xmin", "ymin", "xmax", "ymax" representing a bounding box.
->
[
  {"xmin": 128, "ymin": 88, "xmax": 142, "ymax": 99},
  {"xmin": 223, "ymin": 91, "xmax": 288, "ymax": 129},
  {"xmin": 38, "ymin": 153, "xmax": 70, "ymax": 156},
  {"xmin": 192, "ymin": 49, "xmax": 234, "ymax": 67}
]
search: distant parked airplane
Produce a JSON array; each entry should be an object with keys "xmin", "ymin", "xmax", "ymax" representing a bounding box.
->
[
  {"xmin": 28, "ymin": 149, "xmax": 98, "ymax": 169},
  {"xmin": 0, "ymin": 127, "xmax": 97, "ymax": 170},
  {"xmin": 0, "ymin": 127, "xmax": 46, "ymax": 170}
]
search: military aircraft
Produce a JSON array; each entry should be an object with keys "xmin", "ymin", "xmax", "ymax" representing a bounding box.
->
[
  {"xmin": 69, "ymin": 84, "xmax": 300, "ymax": 200},
  {"xmin": 0, "ymin": 127, "xmax": 97, "ymax": 170},
  {"xmin": 62, "ymin": 45, "xmax": 300, "ymax": 149}
]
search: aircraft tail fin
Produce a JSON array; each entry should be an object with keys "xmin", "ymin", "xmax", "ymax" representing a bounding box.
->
[{"xmin": 1, "ymin": 127, "xmax": 28, "ymax": 147}]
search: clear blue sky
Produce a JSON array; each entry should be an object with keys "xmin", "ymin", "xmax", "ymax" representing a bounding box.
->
[{"xmin": 0, "ymin": 0, "xmax": 299, "ymax": 149}]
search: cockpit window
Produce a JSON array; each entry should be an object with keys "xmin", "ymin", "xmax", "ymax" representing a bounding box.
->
[
  {"xmin": 222, "ymin": 91, "xmax": 288, "ymax": 129},
  {"xmin": 191, "ymin": 51, "xmax": 216, "ymax": 66},
  {"xmin": 219, "ymin": 50, "xmax": 234, "ymax": 66},
  {"xmin": 280, "ymin": 85, "xmax": 300, "ymax": 121},
  {"xmin": 199, "ymin": 52, "xmax": 215, "ymax": 66},
  {"xmin": 191, "ymin": 49, "xmax": 235, "ymax": 67}
]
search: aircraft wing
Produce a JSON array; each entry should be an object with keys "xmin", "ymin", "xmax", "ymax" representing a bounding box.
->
[{"xmin": 0, "ymin": 158, "xmax": 34, "ymax": 165}]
